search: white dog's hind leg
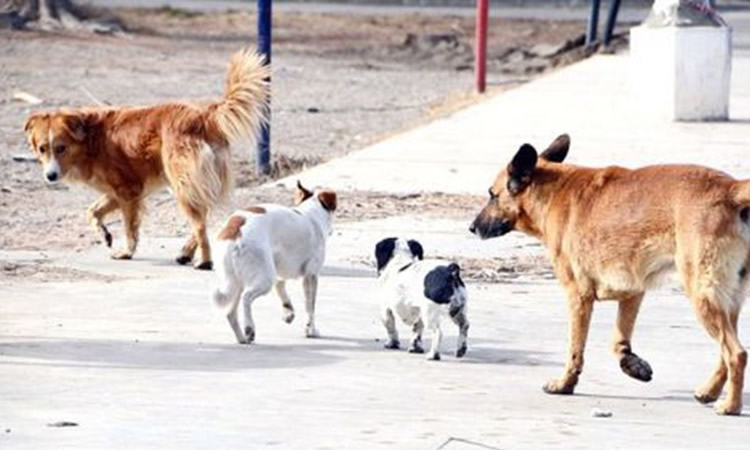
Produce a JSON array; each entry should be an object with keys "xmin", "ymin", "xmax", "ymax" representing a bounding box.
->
[
  {"xmin": 303, "ymin": 274, "xmax": 320, "ymax": 338},
  {"xmin": 240, "ymin": 285, "xmax": 271, "ymax": 344},
  {"xmin": 274, "ymin": 281, "xmax": 295, "ymax": 324},
  {"xmin": 382, "ymin": 307, "xmax": 400, "ymax": 349}
]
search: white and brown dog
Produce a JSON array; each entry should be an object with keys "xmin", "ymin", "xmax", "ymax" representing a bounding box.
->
[
  {"xmin": 375, "ymin": 237, "xmax": 469, "ymax": 360},
  {"xmin": 212, "ymin": 182, "xmax": 337, "ymax": 344}
]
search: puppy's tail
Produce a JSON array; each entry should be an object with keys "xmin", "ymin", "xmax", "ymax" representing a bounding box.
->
[{"xmin": 209, "ymin": 49, "xmax": 270, "ymax": 147}]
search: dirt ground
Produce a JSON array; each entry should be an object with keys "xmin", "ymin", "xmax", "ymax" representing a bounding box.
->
[{"xmin": 0, "ymin": 6, "xmax": 590, "ymax": 280}]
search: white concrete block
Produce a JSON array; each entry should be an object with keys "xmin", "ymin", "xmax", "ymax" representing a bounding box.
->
[{"xmin": 630, "ymin": 24, "xmax": 732, "ymax": 121}]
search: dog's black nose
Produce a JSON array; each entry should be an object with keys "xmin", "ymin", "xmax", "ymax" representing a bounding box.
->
[{"xmin": 46, "ymin": 172, "xmax": 58, "ymax": 182}]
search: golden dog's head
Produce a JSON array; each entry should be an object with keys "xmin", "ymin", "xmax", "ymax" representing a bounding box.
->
[
  {"xmin": 470, "ymin": 134, "xmax": 570, "ymax": 239},
  {"xmin": 23, "ymin": 111, "xmax": 88, "ymax": 184}
]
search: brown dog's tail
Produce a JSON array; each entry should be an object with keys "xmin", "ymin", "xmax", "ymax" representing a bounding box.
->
[{"xmin": 209, "ymin": 49, "xmax": 270, "ymax": 147}]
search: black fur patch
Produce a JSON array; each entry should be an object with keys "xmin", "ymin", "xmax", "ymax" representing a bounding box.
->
[
  {"xmin": 424, "ymin": 263, "xmax": 463, "ymax": 304},
  {"xmin": 740, "ymin": 266, "xmax": 747, "ymax": 279},
  {"xmin": 741, "ymin": 207, "xmax": 750, "ymax": 223},
  {"xmin": 375, "ymin": 237, "xmax": 398, "ymax": 273},
  {"xmin": 407, "ymin": 240, "xmax": 424, "ymax": 260}
]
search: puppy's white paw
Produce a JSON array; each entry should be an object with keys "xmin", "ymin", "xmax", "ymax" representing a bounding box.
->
[{"xmin": 305, "ymin": 324, "xmax": 320, "ymax": 338}]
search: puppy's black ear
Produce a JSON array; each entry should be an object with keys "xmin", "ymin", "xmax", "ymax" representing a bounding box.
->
[
  {"xmin": 375, "ymin": 237, "xmax": 397, "ymax": 273},
  {"xmin": 507, "ymin": 144, "xmax": 538, "ymax": 195},
  {"xmin": 539, "ymin": 134, "xmax": 570, "ymax": 163},
  {"xmin": 294, "ymin": 180, "xmax": 314, "ymax": 206},
  {"xmin": 407, "ymin": 240, "xmax": 424, "ymax": 260}
]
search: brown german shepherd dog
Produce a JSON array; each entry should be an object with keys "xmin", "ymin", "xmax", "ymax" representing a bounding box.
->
[{"xmin": 470, "ymin": 134, "xmax": 748, "ymax": 415}]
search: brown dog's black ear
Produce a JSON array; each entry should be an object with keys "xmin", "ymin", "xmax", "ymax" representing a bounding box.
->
[
  {"xmin": 507, "ymin": 144, "xmax": 538, "ymax": 195},
  {"xmin": 294, "ymin": 180, "xmax": 314, "ymax": 205},
  {"xmin": 317, "ymin": 190, "xmax": 337, "ymax": 212},
  {"xmin": 539, "ymin": 134, "xmax": 570, "ymax": 163},
  {"xmin": 63, "ymin": 113, "xmax": 87, "ymax": 142}
]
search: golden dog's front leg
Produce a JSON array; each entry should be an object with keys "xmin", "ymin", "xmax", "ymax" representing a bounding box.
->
[
  {"xmin": 87, "ymin": 195, "xmax": 118, "ymax": 248},
  {"xmin": 111, "ymin": 200, "xmax": 141, "ymax": 260},
  {"xmin": 543, "ymin": 286, "xmax": 594, "ymax": 395},
  {"xmin": 613, "ymin": 294, "xmax": 653, "ymax": 382}
]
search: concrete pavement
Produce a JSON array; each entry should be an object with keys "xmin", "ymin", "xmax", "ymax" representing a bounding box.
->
[{"xmin": 4, "ymin": 18, "xmax": 750, "ymax": 450}]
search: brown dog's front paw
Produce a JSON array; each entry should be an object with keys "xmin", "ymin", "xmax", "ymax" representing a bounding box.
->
[
  {"xmin": 714, "ymin": 400, "xmax": 742, "ymax": 416},
  {"xmin": 195, "ymin": 261, "xmax": 213, "ymax": 271},
  {"xmin": 620, "ymin": 352, "xmax": 653, "ymax": 382},
  {"xmin": 542, "ymin": 378, "xmax": 576, "ymax": 395},
  {"xmin": 111, "ymin": 250, "xmax": 133, "ymax": 260}
]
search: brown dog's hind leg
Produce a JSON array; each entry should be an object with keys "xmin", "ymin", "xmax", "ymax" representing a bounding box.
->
[
  {"xmin": 111, "ymin": 200, "xmax": 141, "ymax": 260},
  {"xmin": 178, "ymin": 200, "xmax": 212, "ymax": 270},
  {"xmin": 543, "ymin": 285, "xmax": 595, "ymax": 395},
  {"xmin": 613, "ymin": 294, "xmax": 653, "ymax": 382},
  {"xmin": 692, "ymin": 296, "xmax": 746, "ymax": 415},
  {"xmin": 87, "ymin": 195, "xmax": 119, "ymax": 248},
  {"xmin": 695, "ymin": 354, "xmax": 728, "ymax": 404}
]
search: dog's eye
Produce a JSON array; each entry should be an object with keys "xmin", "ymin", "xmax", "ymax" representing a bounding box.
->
[
  {"xmin": 55, "ymin": 145, "xmax": 66, "ymax": 155},
  {"xmin": 39, "ymin": 144, "xmax": 48, "ymax": 154}
]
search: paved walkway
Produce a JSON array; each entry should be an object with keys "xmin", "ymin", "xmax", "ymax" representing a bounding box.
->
[{"xmin": 3, "ymin": 33, "xmax": 750, "ymax": 450}]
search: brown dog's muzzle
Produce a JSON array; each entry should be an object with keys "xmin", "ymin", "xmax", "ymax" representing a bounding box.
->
[{"xmin": 469, "ymin": 214, "xmax": 513, "ymax": 239}]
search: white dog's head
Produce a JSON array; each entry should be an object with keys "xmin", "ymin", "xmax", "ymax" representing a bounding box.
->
[{"xmin": 374, "ymin": 237, "xmax": 424, "ymax": 274}]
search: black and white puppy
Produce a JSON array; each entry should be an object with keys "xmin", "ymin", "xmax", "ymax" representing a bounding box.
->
[{"xmin": 375, "ymin": 237, "xmax": 469, "ymax": 360}]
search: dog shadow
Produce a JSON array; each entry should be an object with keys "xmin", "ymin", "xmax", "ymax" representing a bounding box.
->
[{"xmin": 0, "ymin": 337, "xmax": 344, "ymax": 372}]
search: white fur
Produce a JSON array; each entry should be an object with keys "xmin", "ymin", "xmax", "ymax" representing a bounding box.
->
[
  {"xmin": 378, "ymin": 238, "xmax": 469, "ymax": 360},
  {"xmin": 212, "ymin": 193, "xmax": 334, "ymax": 344}
]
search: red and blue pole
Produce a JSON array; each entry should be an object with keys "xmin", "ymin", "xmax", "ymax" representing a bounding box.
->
[
  {"xmin": 475, "ymin": 0, "xmax": 489, "ymax": 93},
  {"xmin": 256, "ymin": 0, "xmax": 272, "ymax": 175}
]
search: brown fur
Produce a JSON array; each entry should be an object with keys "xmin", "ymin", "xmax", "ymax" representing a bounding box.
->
[
  {"xmin": 23, "ymin": 50, "xmax": 270, "ymax": 268},
  {"xmin": 218, "ymin": 215, "xmax": 246, "ymax": 241},
  {"xmin": 244, "ymin": 206, "xmax": 267, "ymax": 214},
  {"xmin": 471, "ymin": 134, "xmax": 749, "ymax": 415},
  {"xmin": 318, "ymin": 190, "xmax": 337, "ymax": 212}
]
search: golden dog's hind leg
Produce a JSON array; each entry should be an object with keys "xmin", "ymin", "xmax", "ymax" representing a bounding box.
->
[
  {"xmin": 111, "ymin": 200, "xmax": 141, "ymax": 260},
  {"xmin": 87, "ymin": 194, "xmax": 118, "ymax": 248},
  {"xmin": 613, "ymin": 294, "xmax": 653, "ymax": 382},
  {"xmin": 544, "ymin": 285, "xmax": 595, "ymax": 395},
  {"xmin": 178, "ymin": 200, "xmax": 212, "ymax": 270},
  {"xmin": 176, "ymin": 235, "xmax": 197, "ymax": 265}
]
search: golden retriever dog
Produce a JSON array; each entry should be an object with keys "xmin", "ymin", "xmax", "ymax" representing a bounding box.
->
[
  {"xmin": 470, "ymin": 134, "xmax": 748, "ymax": 415},
  {"xmin": 23, "ymin": 50, "xmax": 270, "ymax": 269}
]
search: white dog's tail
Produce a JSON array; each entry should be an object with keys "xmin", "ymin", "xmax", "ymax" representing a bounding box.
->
[
  {"xmin": 212, "ymin": 239, "xmax": 240, "ymax": 310},
  {"xmin": 210, "ymin": 49, "xmax": 270, "ymax": 147}
]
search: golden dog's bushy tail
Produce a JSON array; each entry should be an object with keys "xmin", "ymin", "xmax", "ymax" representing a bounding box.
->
[{"xmin": 209, "ymin": 49, "xmax": 271, "ymax": 147}]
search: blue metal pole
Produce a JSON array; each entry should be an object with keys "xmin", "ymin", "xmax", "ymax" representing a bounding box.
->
[
  {"xmin": 586, "ymin": 0, "xmax": 601, "ymax": 47},
  {"xmin": 602, "ymin": 0, "xmax": 621, "ymax": 47},
  {"xmin": 256, "ymin": 0, "xmax": 272, "ymax": 175}
]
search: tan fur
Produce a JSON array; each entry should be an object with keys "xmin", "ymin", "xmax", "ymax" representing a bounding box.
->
[
  {"xmin": 471, "ymin": 135, "xmax": 749, "ymax": 415},
  {"xmin": 244, "ymin": 206, "xmax": 267, "ymax": 214},
  {"xmin": 217, "ymin": 215, "xmax": 246, "ymax": 241},
  {"xmin": 23, "ymin": 50, "xmax": 270, "ymax": 268}
]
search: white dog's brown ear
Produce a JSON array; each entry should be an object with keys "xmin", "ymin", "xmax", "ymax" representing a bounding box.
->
[
  {"xmin": 294, "ymin": 180, "xmax": 314, "ymax": 205},
  {"xmin": 507, "ymin": 144, "xmax": 538, "ymax": 195},
  {"xmin": 539, "ymin": 134, "xmax": 570, "ymax": 163},
  {"xmin": 318, "ymin": 190, "xmax": 337, "ymax": 212}
]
